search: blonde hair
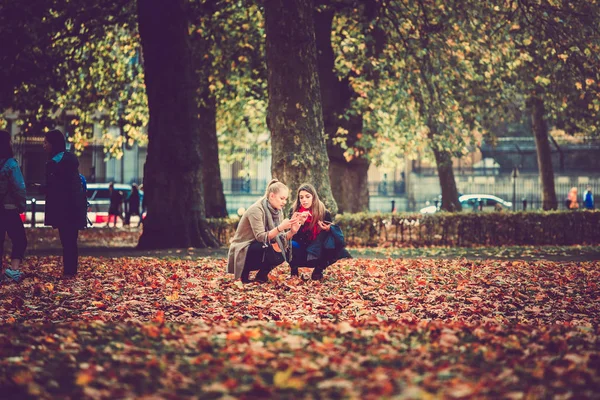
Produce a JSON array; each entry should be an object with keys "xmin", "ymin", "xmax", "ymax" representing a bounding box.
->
[{"xmin": 264, "ymin": 179, "xmax": 288, "ymax": 198}]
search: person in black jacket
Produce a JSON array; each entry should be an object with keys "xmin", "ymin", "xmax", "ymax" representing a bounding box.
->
[
  {"xmin": 124, "ymin": 183, "xmax": 141, "ymax": 226},
  {"xmin": 289, "ymin": 183, "xmax": 350, "ymax": 280},
  {"xmin": 43, "ymin": 129, "xmax": 87, "ymax": 278},
  {"xmin": 106, "ymin": 182, "xmax": 123, "ymax": 227}
]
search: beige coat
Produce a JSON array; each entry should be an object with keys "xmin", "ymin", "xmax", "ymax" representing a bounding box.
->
[{"xmin": 227, "ymin": 199, "xmax": 287, "ymax": 279}]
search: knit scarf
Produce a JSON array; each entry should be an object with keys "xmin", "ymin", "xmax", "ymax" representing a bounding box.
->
[
  {"xmin": 299, "ymin": 206, "xmax": 319, "ymax": 241},
  {"xmin": 262, "ymin": 198, "xmax": 288, "ymax": 262}
]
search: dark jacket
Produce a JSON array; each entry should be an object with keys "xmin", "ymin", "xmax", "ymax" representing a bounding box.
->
[
  {"xmin": 128, "ymin": 190, "xmax": 140, "ymax": 214},
  {"xmin": 290, "ymin": 210, "xmax": 351, "ymax": 268},
  {"xmin": 291, "ymin": 210, "xmax": 332, "ymax": 248},
  {"xmin": 44, "ymin": 152, "xmax": 87, "ymax": 229},
  {"xmin": 109, "ymin": 189, "xmax": 123, "ymax": 215},
  {"xmin": 304, "ymin": 224, "xmax": 351, "ymax": 266}
]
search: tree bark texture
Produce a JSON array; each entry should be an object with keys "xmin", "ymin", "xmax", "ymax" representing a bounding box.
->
[
  {"xmin": 314, "ymin": 7, "xmax": 369, "ymax": 214},
  {"xmin": 427, "ymin": 123, "xmax": 462, "ymax": 212},
  {"xmin": 198, "ymin": 77, "xmax": 227, "ymax": 218},
  {"xmin": 136, "ymin": 0, "xmax": 219, "ymax": 248},
  {"xmin": 530, "ymin": 95, "xmax": 558, "ymax": 210},
  {"xmin": 432, "ymin": 145, "xmax": 462, "ymax": 212},
  {"xmin": 264, "ymin": 0, "xmax": 337, "ymax": 215},
  {"xmin": 189, "ymin": 2, "xmax": 227, "ymax": 218}
]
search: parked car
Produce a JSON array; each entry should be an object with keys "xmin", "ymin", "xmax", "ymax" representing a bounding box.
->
[
  {"xmin": 86, "ymin": 183, "xmax": 132, "ymax": 224},
  {"xmin": 86, "ymin": 183, "xmax": 132, "ymax": 213},
  {"xmin": 420, "ymin": 194, "xmax": 513, "ymax": 214},
  {"xmin": 23, "ymin": 183, "xmax": 133, "ymax": 225}
]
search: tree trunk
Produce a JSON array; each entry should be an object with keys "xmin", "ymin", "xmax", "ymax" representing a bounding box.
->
[
  {"xmin": 199, "ymin": 83, "xmax": 228, "ymax": 218},
  {"xmin": 136, "ymin": 0, "xmax": 219, "ymax": 249},
  {"xmin": 430, "ymin": 127, "xmax": 462, "ymax": 211},
  {"xmin": 314, "ymin": 7, "xmax": 369, "ymax": 213},
  {"xmin": 530, "ymin": 95, "xmax": 558, "ymax": 210},
  {"xmin": 264, "ymin": 0, "xmax": 337, "ymax": 214}
]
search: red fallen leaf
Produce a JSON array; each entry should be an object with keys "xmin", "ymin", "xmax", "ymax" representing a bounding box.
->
[
  {"xmin": 142, "ymin": 324, "xmax": 161, "ymax": 338},
  {"xmin": 12, "ymin": 370, "xmax": 34, "ymax": 385},
  {"xmin": 227, "ymin": 331, "xmax": 243, "ymax": 341},
  {"xmin": 223, "ymin": 378, "xmax": 238, "ymax": 389},
  {"xmin": 153, "ymin": 311, "xmax": 165, "ymax": 324}
]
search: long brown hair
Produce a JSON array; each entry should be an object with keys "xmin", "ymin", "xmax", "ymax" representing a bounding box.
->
[{"xmin": 291, "ymin": 183, "xmax": 326, "ymax": 232}]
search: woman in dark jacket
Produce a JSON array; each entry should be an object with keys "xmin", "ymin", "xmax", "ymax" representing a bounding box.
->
[
  {"xmin": 289, "ymin": 183, "xmax": 350, "ymax": 280},
  {"xmin": 43, "ymin": 129, "xmax": 87, "ymax": 278},
  {"xmin": 125, "ymin": 183, "xmax": 140, "ymax": 226},
  {"xmin": 0, "ymin": 130, "xmax": 27, "ymax": 283}
]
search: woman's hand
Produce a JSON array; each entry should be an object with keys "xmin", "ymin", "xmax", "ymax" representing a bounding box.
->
[
  {"xmin": 318, "ymin": 220, "xmax": 332, "ymax": 231},
  {"xmin": 279, "ymin": 216, "xmax": 299, "ymax": 231},
  {"xmin": 290, "ymin": 219, "xmax": 302, "ymax": 234},
  {"xmin": 278, "ymin": 218, "xmax": 293, "ymax": 231}
]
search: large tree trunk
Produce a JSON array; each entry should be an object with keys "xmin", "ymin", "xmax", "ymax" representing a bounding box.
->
[
  {"xmin": 137, "ymin": 0, "xmax": 219, "ymax": 248},
  {"xmin": 429, "ymin": 125, "xmax": 462, "ymax": 211},
  {"xmin": 530, "ymin": 95, "xmax": 558, "ymax": 210},
  {"xmin": 199, "ymin": 82, "xmax": 228, "ymax": 218},
  {"xmin": 264, "ymin": 0, "xmax": 337, "ymax": 214},
  {"xmin": 189, "ymin": 2, "xmax": 227, "ymax": 218},
  {"xmin": 314, "ymin": 7, "xmax": 369, "ymax": 214}
]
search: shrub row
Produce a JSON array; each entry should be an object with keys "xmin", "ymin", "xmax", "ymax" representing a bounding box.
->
[{"xmin": 208, "ymin": 210, "xmax": 600, "ymax": 247}]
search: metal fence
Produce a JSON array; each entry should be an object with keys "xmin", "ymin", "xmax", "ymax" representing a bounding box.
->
[{"xmin": 457, "ymin": 174, "xmax": 599, "ymax": 211}]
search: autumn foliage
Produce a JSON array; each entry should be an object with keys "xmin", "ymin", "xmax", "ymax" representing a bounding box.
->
[{"xmin": 1, "ymin": 255, "xmax": 598, "ymax": 398}]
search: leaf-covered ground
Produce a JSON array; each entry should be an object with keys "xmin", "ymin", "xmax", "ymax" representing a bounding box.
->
[
  {"xmin": 17, "ymin": 227, "xmax": 600, "ymax": 261},
  {"xmin": 1, "ymin": 256, "xmax": 599, "ymax": 398}
]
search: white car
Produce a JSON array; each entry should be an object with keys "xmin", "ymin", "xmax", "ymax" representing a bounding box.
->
[{"xmin": 420, "ymin": 194, "xmax": 513, "ymax": 213}]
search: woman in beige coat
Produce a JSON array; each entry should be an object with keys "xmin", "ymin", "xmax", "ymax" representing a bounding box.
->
[{"xmin": 227, "ymin": 179, "xmax": 301, "ymax": 283}]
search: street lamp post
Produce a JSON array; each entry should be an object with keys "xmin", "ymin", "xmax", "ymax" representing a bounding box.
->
[{"xmin": 512, "ymin": 167, "xmax": 519, "ymax": 211}]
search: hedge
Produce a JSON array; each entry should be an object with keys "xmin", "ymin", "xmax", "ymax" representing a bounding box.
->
[{"xmin": 208, "ymin": 210, "xmax": 600, "ymax": 247}]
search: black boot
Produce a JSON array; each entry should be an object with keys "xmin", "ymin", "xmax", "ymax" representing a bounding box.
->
[
  {"xmin": 311, "ymin": 267, "xmax": 324, "ymax": 281},
  {"xmin": 255, "ymin": 266, "xmax": 271, "ymax": 283},
  {"xmin": 290, "ymin": 267, "xmax": 299, "ymax": 277},
  {"xmin": 241, "ymin": 268, "xmax": 252, "ymax": 284}
]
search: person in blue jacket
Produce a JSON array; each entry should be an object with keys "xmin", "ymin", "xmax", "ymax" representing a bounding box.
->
[
  {"xmin": 288, "ymin": 183, "xmax": 351, "ymax": 280},
  {"xmin": 0, "ymin": 130, "xmax": 27, "ymax": 283},
  {"xmin": 583, "ymin": 186, "xmax": 594, "ymax": 210}
]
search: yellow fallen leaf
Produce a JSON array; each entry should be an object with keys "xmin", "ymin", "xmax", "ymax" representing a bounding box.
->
[
  {"xmin": 91, "ymin": 301, "xmax": 106, "ymax": 309},
  {"xmin": 273, "ymin": 369, "xmax": 304, "ymax": 390},
  {"xmin": 75, "ymin": 371, "xmax": 94, "ymax": 386},
  {"xmin": 165, "ymin": 291, "xmax": 179, "ymax": 301}
]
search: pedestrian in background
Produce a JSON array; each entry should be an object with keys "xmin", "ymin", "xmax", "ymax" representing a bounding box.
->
[
  {"xmin": 566, "ymin": 187, "xmax": 579, "ymax": 210},
  {"xmin": 42, "ymin": 129, "xmax": 87, "ymax": 278},
  {"xmin": 125, "ymin": 183, "xmax": 141, "ymax": 226},
  {"xmin": 106, "ymin": 182, "xmax": 123, "ymax": 227},
  {"xmin": 583, "ymin": 186, "xmax": 594, "ymax": 210},
  {"xmin": 138, "ymin": 184, "xmax": 145, "ymax": 227},
  {"xmin": 0, "ymin": 130, "xmax": 27, "ymax": 284}
]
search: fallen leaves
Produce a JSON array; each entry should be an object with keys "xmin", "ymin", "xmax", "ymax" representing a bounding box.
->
[{"xmin": 0, "ymin": 255, "xmax": 599, "ymax": 398}]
